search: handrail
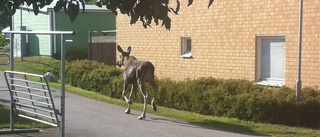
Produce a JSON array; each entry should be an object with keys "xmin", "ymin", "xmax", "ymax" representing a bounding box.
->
[
  {"xmin": 1, "ymin": 30, "xmax": 74, "ymax": 35},
  {"xmin": 0, "ymin": 53, "xmax": 10, "ymax": 65}
]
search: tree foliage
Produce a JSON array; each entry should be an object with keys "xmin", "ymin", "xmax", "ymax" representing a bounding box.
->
[
  {"xmin": 0, "ymin": 0, "xmax": 215, "ymax": 30},
  {"xmin": 0, "ymin": 33, "xmax": 9, "ymax": 47},
  {"xmin": 0, "ymin": 11, "xmax": 11, "ymax": 29}
]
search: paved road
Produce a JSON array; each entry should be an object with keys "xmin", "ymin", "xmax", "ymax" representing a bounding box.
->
[{"xmin": 0, "ymin": 71, "xmax": 268, "ymax": 137}]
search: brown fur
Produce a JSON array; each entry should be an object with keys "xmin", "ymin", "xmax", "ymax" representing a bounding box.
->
[{"xmin": 116, "ymin": 45, "xmax": 158, "ymax": 119}]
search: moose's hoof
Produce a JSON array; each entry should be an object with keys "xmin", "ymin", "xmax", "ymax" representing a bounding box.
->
[
  {"xmin": 138, "ymin": 115, "xmax": 145, "ymax": 120},
  {"xmin": 152, "ymin": 104, "xmax": 157, "ymax": 112},
  {"xmin": 124, "ymin": 109, "xmax": 130, "ymax": 114},
  {"xmin": 151, "ymin": 99, "xmax": 157, "ymax": 112}
]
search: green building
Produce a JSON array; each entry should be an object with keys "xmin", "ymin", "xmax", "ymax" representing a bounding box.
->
[{"xmin": 12, "ymin": 3, "xmax": 115, "ymax": 60}]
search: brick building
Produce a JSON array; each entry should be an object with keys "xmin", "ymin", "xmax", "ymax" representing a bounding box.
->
[{"xmin": 116, "ymin": 0, "xmax": 320, "ymax": 88}]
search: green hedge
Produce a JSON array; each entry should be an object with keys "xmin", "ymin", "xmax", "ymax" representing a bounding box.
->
[
  {"xmin": 0, "ymin": 34, "xmax": 8, "ymax": 48},
  {"xmin": 66, "ymin": 60, "xmax": 320, "ymax": 128},
  {"xmin": 66, "ymin": 60, "xmax": 123, "ymax": 98}
]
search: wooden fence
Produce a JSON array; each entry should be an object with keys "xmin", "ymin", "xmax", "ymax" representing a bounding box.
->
[
  {"xmin": 88, "ymin": 31, "xmax": 116, "ymax": 66},
  {"xmin": 88, "ymin": 42, "xmax": 116, "ymax": 66}
]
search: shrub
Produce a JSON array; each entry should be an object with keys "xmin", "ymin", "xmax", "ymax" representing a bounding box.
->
[
  {"xmin": 65, "ymin": 60, "xmax": 320, "ymax": 128},
  {"xmin": 298, "ymin": 87, "xmax": 320, "ymax": 127},
  {"xmin": 0, "ymin": 34, "xmax": 8, "ymax": 47},
  {"xmin": 66, "ymin": 60, "xmax": 122, "ymax": 97},
  {"xmin": 155, "ymin": 78, "xmax": 320, "ymax": 128},
  {"xmin": 66, "ymin": 47, "xmax": 88, "ymax": 61}
]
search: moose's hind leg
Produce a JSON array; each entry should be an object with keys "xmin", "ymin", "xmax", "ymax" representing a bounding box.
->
[
  {"xmin": 137, "ymin": 79, "xmax": 148, "ymax": 120},
  {"xmin": 149, "ymin": 78, "xmax": 158, "ymax": 112}
]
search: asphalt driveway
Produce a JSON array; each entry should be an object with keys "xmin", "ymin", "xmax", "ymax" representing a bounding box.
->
[{"xmin": 0, "ymin": 71, "xmax": 267, "ymax": 137}]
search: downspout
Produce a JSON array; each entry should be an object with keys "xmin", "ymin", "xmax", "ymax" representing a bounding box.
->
[
  {"xmin": 53, "ymin": 10, "xmax": 57, "ymax": 55},
  {"xmin": 20, "ymin": 7, "xmax": 22, "ymax": 27},
  {"xmin": 49, "ymin": 9, "xmax": 57, "ymax": 56},
  {"xmin": 20, "ymin": 7, "xmax": 23, "ymax": 61},
  {"xmin": 296, "ymin": 0, "xmax": 303, "ymax": 103},
  {"xmin": 295, "ymin": 0, "xmax": 303, "ymax": 127},
  {"xmin": 49, "ymin": 10, "xmax": 53, "ymax": 56}
]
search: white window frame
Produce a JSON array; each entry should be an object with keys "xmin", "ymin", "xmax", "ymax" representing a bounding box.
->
[
  {"xmin": 256, "ymin": 35, "xmax": 286, "ymax": 87},
  {"xmin": 181, "ymin": 36, "xmax": 192, "ymax": 58}
]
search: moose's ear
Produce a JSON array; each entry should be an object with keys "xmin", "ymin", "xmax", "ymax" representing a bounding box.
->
[
  {"xmin": 127, "ymin": 46, "xmax": 131, "ymax": 54},
  {"xmin": 117, "ymin": 45, "xmax": 124, "ymax": 52}
]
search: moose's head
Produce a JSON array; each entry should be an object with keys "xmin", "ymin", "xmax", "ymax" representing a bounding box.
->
[{"xmin": 116, "ymin": 45, "xmax": 131, "ymax": 67}]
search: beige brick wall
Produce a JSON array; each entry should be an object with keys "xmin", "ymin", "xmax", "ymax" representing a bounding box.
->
[{"xmin": 116, "ymin": 0, "xmax": 320, "ymax": 88}]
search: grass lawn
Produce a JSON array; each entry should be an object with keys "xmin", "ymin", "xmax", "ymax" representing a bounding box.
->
[
  {"xmin": 0, "ymin": 103, "xmax": 48, "ymax": 129},
  {"xmin": 0, "ymin": 56, "xmax": 320, "ymax": 137}
]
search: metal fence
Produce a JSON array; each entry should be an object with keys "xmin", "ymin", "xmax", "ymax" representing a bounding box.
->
[
  {"xmin": 1, "ymin": 30, "xmax": 74, "ymax": 137},
  {"xmin": 4, "ymin": 71, "xmax": 60, "ymax": 127}
]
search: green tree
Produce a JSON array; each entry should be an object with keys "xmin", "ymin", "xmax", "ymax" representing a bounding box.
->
[
  {"xmin": 0, "ymin": 11, "xmax": 11, "ymax": 29},
  {"xmin": 0, "ymin": 0, "xmax": 215, "ymax": 30}
]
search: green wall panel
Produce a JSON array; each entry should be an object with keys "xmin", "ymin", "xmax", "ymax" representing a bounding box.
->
[
  {"xmin": 55, "ymin": 11, "xmax": 116, "ymax": 59},
  {"xmin": 13, "ymin": 10, "xmax": 51, "ymax": 56}
]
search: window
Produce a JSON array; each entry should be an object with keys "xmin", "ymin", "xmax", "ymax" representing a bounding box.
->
[
  {"xmin": 181, "ymin": 36, "xmax": 192, "ymax": 58},
  {"xmin": 256, "ymin": 36, "xmax": 285, "ymax": 86}
]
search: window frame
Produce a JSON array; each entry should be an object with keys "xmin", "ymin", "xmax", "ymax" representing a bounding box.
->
[
  {"xmin": 256, "ymin": 35, "xmax": 286, "ymax": 86},
  {"xmin": 181, "ymin": 36, "xmax": 192, "ymax": 58}
]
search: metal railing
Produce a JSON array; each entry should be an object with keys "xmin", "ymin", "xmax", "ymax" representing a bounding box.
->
[
  {"xmin": 1, "ymin": 30, "xmax": 74, "ymax": 137},
  {"xmin": 0, "ymin": 53, "xmax": 10, "ymax": 65},
  {"xmin": 4, "ymin": 71, "xmax": 60, "ymax": 127}
]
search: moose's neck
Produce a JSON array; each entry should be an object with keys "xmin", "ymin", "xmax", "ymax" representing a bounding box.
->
[{"xmin": 123, "ymin": 56, "xmax": 138, "ymax": 68}]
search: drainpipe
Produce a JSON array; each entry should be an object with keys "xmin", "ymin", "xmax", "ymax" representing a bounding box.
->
[
  {"xmin": 295, "ymin": 0, "xmax": 304, "ymax": 127},
  {"xmin": 296, "ymin": 0, "xmax": 303, "ymax": 103},
  {"xmin": 20, "ymin": 7, "xmax": 23, "ymax": 61}
]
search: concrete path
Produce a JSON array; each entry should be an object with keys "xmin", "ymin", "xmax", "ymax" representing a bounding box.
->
[{"xmin": 0, "ymin": 71, "xmax": 268, "ymax": 137}]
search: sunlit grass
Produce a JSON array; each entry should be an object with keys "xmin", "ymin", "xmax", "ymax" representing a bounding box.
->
[
  {"xmin": 0, "ymin": 56, "xmax": 60, "ymax": 76},
  {"xmin": 0, "ymin": 103, "xmax": 48, "ymax": 129}
]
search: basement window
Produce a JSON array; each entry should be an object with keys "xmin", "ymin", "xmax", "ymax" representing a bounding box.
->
[{"xmin": 181, "ymin": 36, "xmax": 192, "ymax": 58}]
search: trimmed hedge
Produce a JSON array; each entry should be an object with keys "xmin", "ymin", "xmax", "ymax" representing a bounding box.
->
[
  {"xmin": 66, "ymin": 60, "xmax": 123, "ymax": 98},
  {"xmin": 0, "ymin": 34, "xmax": 8, "ymax": 47},
  {"xmin": 66, "ymin": 60, "xmax": 320, "ymax": 128}
]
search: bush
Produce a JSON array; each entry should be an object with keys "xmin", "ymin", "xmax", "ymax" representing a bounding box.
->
[
  {"xmin": 66, "ymin": 47, "xmax": 88, "ymax": 61},
  {"xmin": 0, "ymin": 34, "xmax": 8, "ymax": 48},
  {"xmin": 65, "ymin": 60, "xmax": 320, "ymax": 128},
  {"xmin": 66, "ymin": 60, "xmax": 122, "ymax": 97},
  {"xmin": 155, "ymin": 79, "xmax": 320, "ymax": 128},
  {"xmin": 53, "ymin": 48, "xmax": 88, "ymax": 61}
]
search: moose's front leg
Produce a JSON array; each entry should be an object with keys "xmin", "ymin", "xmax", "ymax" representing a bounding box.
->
[
  {"xmin": 122, "ymin": 82, "xmax": 129, "ymax": 102},
  {"xmin": 122, "ymin": 82, "xmax": 131, "ymax": 114}
]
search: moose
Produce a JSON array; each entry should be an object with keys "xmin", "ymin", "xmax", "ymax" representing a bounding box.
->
[{"xmin": 116, "ymin": 45, "xmax": 158, "ymax": 120}]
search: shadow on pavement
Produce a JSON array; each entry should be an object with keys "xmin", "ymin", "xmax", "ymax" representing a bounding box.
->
[{"xmin": 147, "ymin": 116, "xmax": 270, "ymax": 137}]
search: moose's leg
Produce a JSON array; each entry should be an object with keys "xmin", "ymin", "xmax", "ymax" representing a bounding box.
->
[
  {"xmin": 137, "ymin": 80, "xmax": 148, "ymax": 120},
  {"xmin": 149, "ymin": 79, "xmax": 158, "ymax": 112},
  {"xmin": 122, "ymin": 83, "xmax": 129, "ymax": 103},
  {"xmin": 125, "ymin": 84, "xmax": 137, "ymax": 114},
  {"xmin": 151, "ymin": 83, "xmax": 158, "ymax": 111},
  {"xmin": 122, "ymin": 82, "xmax": 130, "ymax": 113}
]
